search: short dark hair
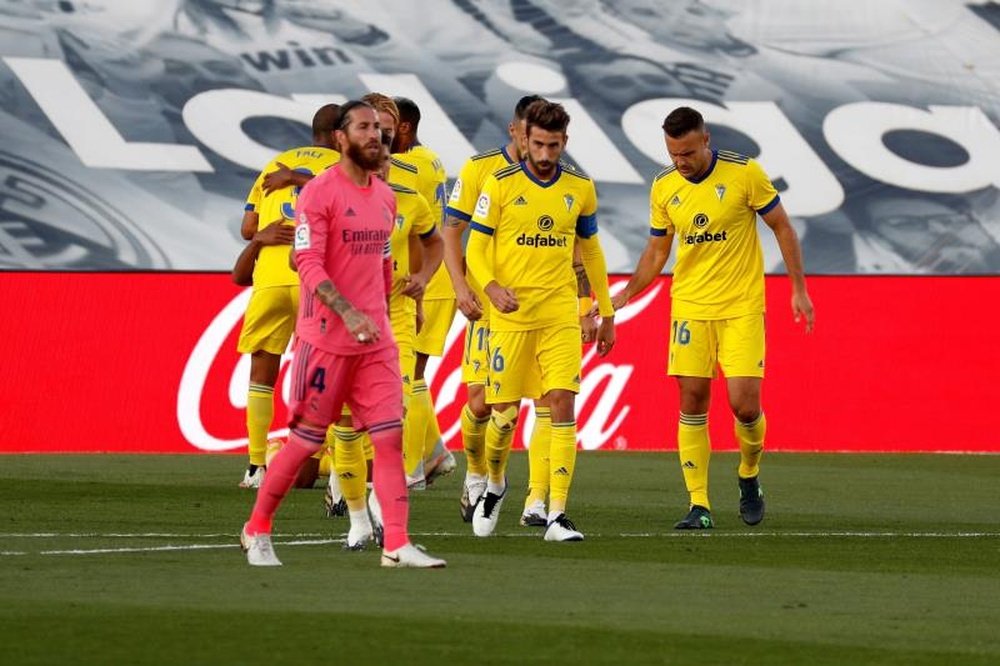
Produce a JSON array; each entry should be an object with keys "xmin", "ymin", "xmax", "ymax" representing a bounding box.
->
[
  {"xmin": 394, "ymin": 97, "xmax": 421, "ymax": 128},
  {"xmin": 524, "ymin": 99, "xmax": 570, "ymax": 136},
  {"xmin": 662, "ymin": 106, "xmax": 705, "ymax": 138},
  {"xmin": 514, "ymin": 95, "xmax": 545, "ymax": 120},
  {"xmin": 335, "ymin": 100, "xmax": 373, "ymax": 131},
  {"xmin": 311, "ymin": 103, "xmax": 340, "ymax": 136}
]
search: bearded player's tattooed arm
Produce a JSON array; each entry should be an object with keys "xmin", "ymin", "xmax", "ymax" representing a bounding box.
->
[{"xmin": 315, "ymin": 281, "xmax": 353, "ymax": 316}]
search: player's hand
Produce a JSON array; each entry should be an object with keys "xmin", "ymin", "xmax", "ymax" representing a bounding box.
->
[
  {"xmin": 791, "ymin": 289, "xmax": 815, "ymax": 333},
  {"xmin": 455, "ymin": 284, "xmax": 483, "ymax": 321},
  {"xmin": 341, "ymin": 307, "xmax": 381, "ymax": 344},
  {"xmin": 401, "ymin": 273, "xmax": 428, "ymax": 300},
  {"xmin": 262, "ymin": 162, "xmax": 296, "ymax": 194},
  {"xmin": 611, "ymin": 290, "xmax": 630, "ymax": 312},
  {"xmin": 484, "ymin": 281, "xmax": 518, "ymax": 314},
  {"xmin": 580, "ymin": 314, "xmax": 597, "ymax": 344},
  {"xmin": 595, "ymin": 316, "xmax": 616, "ymax": 357},
  {"xmin": 254, "ymin": 221, "xmax": 295, "ymax": 246}
]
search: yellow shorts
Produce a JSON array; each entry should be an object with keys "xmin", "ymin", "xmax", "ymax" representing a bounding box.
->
[
  {"xmin": 414, "ymin": 298, "xmax": 457, "ymax": 357},
  {"xmin": 390, "ymin": 305, "xmax": 417, "ymax": 393},
  {"xmin": 667, "ymin": 313, "xmax": 766, "ymax": 379},
  {"xmin": 461, "ymin": 315, "xmax": 490, "ymax": 386},
  {"xmin": 486, "ymin": 323, "xmax": 582, "ymax": 404},
  {"xmin": 237, "ymin": 285, "xmax": 299, "ymax": 355}
]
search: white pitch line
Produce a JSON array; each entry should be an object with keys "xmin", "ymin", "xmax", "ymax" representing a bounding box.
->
[
  {"xmin": 1, "ymin": 530, "xmax": 998, "ymax": 559},
  {"xmin": 1, "ymin": 538, "xmax": 343, "ymax": 557}
]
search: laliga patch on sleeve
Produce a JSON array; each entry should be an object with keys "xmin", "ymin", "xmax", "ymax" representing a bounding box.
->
[
  {"xmin": 449, "ymin": 178, "xmax": 463, "ymax": 203},
  {"xmin": 294, "ymin": 223, "xmax": 311, "ymax": 250},
  {"xmin": 475, "ymin": 193, "xmax": 490, "ymax": 218}
]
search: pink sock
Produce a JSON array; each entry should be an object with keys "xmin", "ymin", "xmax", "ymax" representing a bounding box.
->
[
  {"xmin": 246, "ymin": 427, "xmax": 324, "ymax": 535},
  {"xmin": 369, "ymin": 422, "xmax": 409, "ymax": 551}
]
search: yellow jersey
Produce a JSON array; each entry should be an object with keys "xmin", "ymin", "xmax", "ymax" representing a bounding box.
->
[
  {"xmin": 388, "ymin": 182, "xmax": 436, "ymax": 317},
  {"xmin": 650, "ymin": 150, "xmax": 780, "ymax": 320},
  {"xmin": 445, "ymin": 145, "xmax": 518, "ymax": 314},
  {"xmin": 390, "ymin": 144, "xmax": 450, "ymax": 299},
  {"xmin": 470, "ymin": 162, "xmax": 598, "ymax": 332},
  {"xmin": 245, "ymin": 146, "xmax": 340, "ymax": 288}
]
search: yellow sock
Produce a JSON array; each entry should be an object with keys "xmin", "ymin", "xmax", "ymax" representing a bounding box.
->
[
  {"xmin": 678, "ymin": 412, "xmax": 711, "ymax": 510},
  {"xmin": 735, "ymin": 412, "xmax": 766, "ymax": 479},
  {"xmin": 404, "ymin": 380, "xmax": 431, "ymax": 476},
  {"xmin": 361, "ymin": 431, "xmax": 373, "ymax": 462},
  {"xmin": 485, "ymin": 405, "xmax": 518, "ymax": 485},
  {"xmin": 461, "ymin": 404, "xmax": 490, "ymax": 477},
  {"xmin": 547, "ymin": 419, "xmax": 576, "ymax": 516},
  {"xmin": 526, "ymin": 407, "xmax": 552, "ymax": 508},
  {"xmin": 333, "ymin": 425, "xmax": 367, "ymax": 512},
  {"xmin": 246, "ymin": 384, "xmax": 274, "ymax": 467},
  {"xmin": 420, "ymin": 385, "xmax": 445, "ymax": 464},
  {"xmin": 318, "ymin": 440, "xmax": 335, "ymax": 478}
]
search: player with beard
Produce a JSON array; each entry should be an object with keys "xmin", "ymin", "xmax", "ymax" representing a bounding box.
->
[
  {"xmin": 333, "ymin": 134, "xmax": 445, "ymax": 550},
  {"xmin": 444, "ymin": 94, "xmax": 597, "ymax": 527},
  {"xmin": 240, "ymin": 100, "xmax": 445, "ymax": 568},
  {"xmin": 465, "ymin": 100, "xmax": 616, "ymax": 542}
]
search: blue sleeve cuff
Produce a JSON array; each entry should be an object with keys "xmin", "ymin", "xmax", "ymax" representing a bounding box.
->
[
  {"xmin": 756, "ymin": 195, "xmax": 780, "ymax": 215},
  {"xmin": 576, "ymin": 213, "xmax": 598, "ymax": 238},
  {"xmin": 649, "ymin": 227, "xmax": 668, "ymax": 237},
  {"xmin": 445, "ymin": 206, "xmax": 472, "ymax": 222},
  {"xmin": 469, "ymin": 221, "xmax": 494, "ymax": 236},
  {"xmin": 419, "ymin": 227, "xmax": 437, "ymax": 240},
  {"xmin": 244, "ymin": 203, "xmax": 255, "ymax": 212}
]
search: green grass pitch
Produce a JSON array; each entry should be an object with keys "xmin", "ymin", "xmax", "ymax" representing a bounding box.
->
[{"xmin": 1, "ymin": 452, "xmax": 998, "ymax": 665}]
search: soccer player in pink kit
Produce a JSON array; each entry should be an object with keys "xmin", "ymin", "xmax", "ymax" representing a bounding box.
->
[{"xmin": 240, "ymin": 100, "xmax": 446, "ymax": 569}]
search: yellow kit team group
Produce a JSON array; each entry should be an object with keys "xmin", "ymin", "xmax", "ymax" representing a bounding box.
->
[{"xmin": 233, "ymin": 92, "xmax": 815, "ymax": 552}]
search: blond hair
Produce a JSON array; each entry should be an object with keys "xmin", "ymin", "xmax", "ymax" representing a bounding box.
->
[{"xmin": 361, "ymin": 92, "xmax": 400, "ymax": 126}]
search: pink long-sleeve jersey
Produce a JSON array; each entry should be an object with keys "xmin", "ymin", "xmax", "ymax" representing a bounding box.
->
[{"xmin": 293, "ymin": 164, "xmax": 396, "ymax": 355}]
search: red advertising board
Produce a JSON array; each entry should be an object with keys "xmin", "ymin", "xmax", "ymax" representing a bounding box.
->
[{"xmin": 0, "ymin": 273, "xmax": 997, "ymax": 453}]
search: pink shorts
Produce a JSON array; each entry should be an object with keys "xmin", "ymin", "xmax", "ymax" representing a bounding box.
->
[{"xmin": 289, "ymin": 341, "xmax": 403, "ymax": 431}]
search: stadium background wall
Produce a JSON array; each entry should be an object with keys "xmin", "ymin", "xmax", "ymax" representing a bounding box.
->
[{"xmin": 0, "ymin": 273, "xmax": 996, "ymax": 454}]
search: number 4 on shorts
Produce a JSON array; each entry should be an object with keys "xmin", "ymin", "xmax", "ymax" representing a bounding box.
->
[{"xmin": 310, "ymin": 368, "xmax": 326, "ymax": 392}]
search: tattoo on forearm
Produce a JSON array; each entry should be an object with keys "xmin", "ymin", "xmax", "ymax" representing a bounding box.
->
[
  {"xmin": 574, "ymin": 260, "xmax": 591, "ymax": 297},
  {"xmin": 316, "ymin": 281, "xmax": 352, "ymax": 315}
]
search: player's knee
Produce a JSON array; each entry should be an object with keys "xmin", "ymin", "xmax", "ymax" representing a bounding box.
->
[
  {"xmin": 732, "ymin": 405, "xmax": 762, "ymax": 424},
  {"xmin": 249, "ymin": 351, "xmax": 281, "ymax": 385},
  {"xmin": 678, "ymin": 388, "xmax": 711, "ymax": 414},
  {"xmin": 545, "ymin": 390, "xmax": 575, "ymax": 417},
  {"xmin": 490, "ymin": 405, "xmax": 519, "ymax": 432},
  {"xmin": 467, "ymin": 386, "xmax": 490, "ymax": 419}
]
